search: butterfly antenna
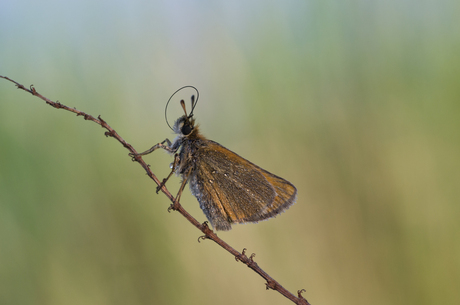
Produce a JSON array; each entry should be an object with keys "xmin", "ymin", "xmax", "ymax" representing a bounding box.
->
[
  {"xmin": 189, "ymin": 89, "xmax": 199, "ymax": 116},
  {"xmin": 165, "ymin": 86, "xmax": 199, "ymax": 130},
  {"xmin": 180, "ymin": 99, "xmax": 188, "ymax": 116}
]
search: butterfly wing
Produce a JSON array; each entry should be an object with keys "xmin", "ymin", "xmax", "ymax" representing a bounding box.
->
[{"xmin": 188, "ymin": 140, "xmax": 297, "ymax": 231}]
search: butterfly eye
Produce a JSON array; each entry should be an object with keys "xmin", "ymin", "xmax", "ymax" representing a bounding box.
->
[{"xmin": 181, "ymin": 123, "xmax": 193, "ymax": 135}]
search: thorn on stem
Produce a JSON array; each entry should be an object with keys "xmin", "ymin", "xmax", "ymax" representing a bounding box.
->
[
  {"xmin": 168, "ymin": 201, "xmax": 180, "ymax": 212},
  {"xmin": 265, "ymin": 279, "xmax": 276, "ymax": 290},
  {"xmin": 248, "ymin": 252, "xmax": 258, "ymax": 268},
  {"xmin": 235, "ymin": 248, "xmax": 247, "ymax": 262},
  {"xmin": 297, "ymin": 289, "xmax": 306, "ymax": 299},
  {"xmin": 98, "ymin": 115, "xmax": 106, "ymax": 125},
  {"xmin": 104, "ymin": 130, "xmax": 115, "ymax": 137},
  {"xmin": 200, "ymin": 221, "xmax": 214, "ymax": 238}
]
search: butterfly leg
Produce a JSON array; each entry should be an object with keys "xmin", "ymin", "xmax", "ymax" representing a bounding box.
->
[
  {"xmin": 170, "ymin": 169, "xmax": 192, "ymax": 211},
  {"xmin": 130, "ymin": 139, "xmax": 174, "ymax": 158},
  {"xmin": 156, "ymin": 153, "xmax": 180, "ymax": 193},
  {"xmin": 129, "ymin": 139, "xmax": 180, "ymax": 193}
]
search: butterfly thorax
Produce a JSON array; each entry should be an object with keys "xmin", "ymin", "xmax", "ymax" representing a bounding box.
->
[{"xmin": 171, "ymin": 116, "xmax": 208, "ymax": 177}]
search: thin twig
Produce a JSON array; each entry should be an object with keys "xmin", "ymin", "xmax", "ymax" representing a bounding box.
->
[{"xmin": 0, "ymin": 75, "xmax": 311, "ymax": 305}]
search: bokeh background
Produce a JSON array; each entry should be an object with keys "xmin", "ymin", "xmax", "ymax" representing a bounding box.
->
[{"xmin": 1, "ymin": 1, "xmax": 459, "ymax": 304}]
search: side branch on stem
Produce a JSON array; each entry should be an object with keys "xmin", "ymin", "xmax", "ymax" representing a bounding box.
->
[{"xmin": 0, "ymin": 75, "xmax": 311, "ymax": 305}]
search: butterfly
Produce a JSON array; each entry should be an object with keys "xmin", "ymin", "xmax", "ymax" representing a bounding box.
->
[{"xmin": 132, "ymin": 87, "xmax": 297, "ymax": 231}]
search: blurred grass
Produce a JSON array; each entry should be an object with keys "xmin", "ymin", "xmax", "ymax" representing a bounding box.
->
[{"xmin": 1, "ymin": 1, "xmax": 460, "ymax": 305}]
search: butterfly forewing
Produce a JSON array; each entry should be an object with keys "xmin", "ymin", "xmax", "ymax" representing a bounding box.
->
[{"xmin": 188, "ymin": 140, "xmax": 296, "ymax": 230}]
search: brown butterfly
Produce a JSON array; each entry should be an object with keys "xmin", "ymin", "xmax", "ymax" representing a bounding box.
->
[{"xmin": 132, "ymin": 87, "xmax": 297, "ymax": 231}]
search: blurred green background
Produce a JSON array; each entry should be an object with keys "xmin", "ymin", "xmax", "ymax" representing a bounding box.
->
[{"xmin": 1, "ymin": 1, "xmax": 459, "ymax": 304}]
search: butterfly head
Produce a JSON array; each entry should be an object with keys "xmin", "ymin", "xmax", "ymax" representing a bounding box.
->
[
  {"xmin": 173, "ymin": 110, "xmax": 196, "ymax": 137},
  {"xmin": 165, "ymin": 86, "xmax": 199, "ymax": 138}
]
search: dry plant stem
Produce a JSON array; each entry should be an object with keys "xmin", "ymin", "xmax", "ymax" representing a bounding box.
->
[{"xmin": 0, "ymin": 75, "xmax": 311, "ymax": 305}]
